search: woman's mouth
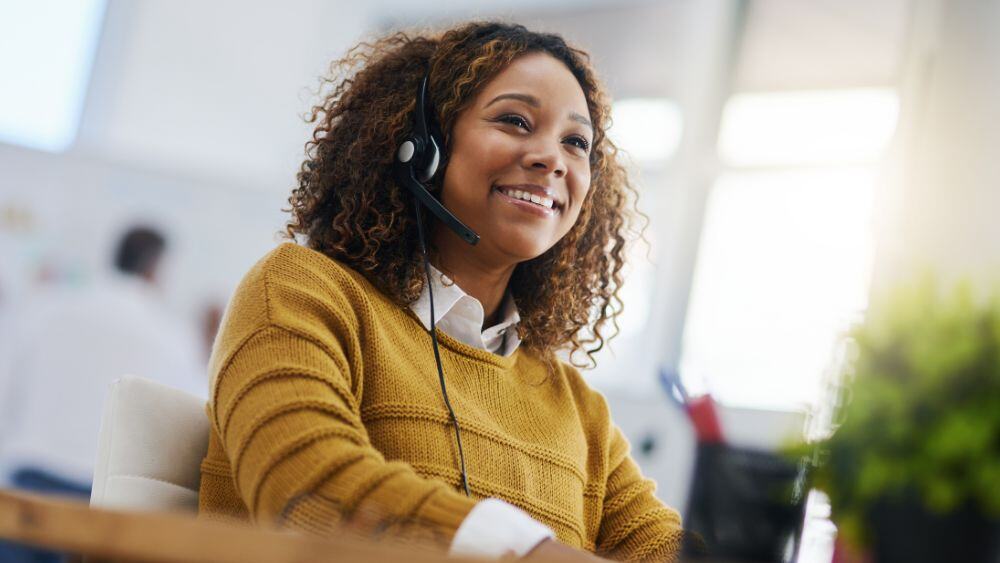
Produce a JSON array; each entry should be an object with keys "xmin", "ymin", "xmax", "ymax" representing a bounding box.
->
[{"xmin": 493, "ymin": 185, "xmax": 561, "ymax": 217}]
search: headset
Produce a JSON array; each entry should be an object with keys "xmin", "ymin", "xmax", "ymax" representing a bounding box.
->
[
  {"xmin": 394, "ymin": 76, "xmax": 479, "ymax": 245},
  {"xmin": 393, "ymin": 74, "xmax": 478, "ymax": 496}
]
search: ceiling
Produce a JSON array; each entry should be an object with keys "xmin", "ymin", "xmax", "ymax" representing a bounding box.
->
[{"xmin": 61, "ymin": 0, "xmax": 912, "ymax": 192}]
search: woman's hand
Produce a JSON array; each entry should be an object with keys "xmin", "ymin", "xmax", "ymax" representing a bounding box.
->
[{"xmin": 520, "ymin": 539, "xmax": 612, "ymax": 562}]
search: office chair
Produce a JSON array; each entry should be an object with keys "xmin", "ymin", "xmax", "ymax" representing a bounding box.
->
[{"xmin": 91, "ymin": 376, "xmax": 209, "ymax": 512}]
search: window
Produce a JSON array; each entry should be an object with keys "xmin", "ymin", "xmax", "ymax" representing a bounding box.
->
[
  {"xmin": 609, "ymin": 98, "xmax": 683, "ymax": 168},
  {"xmin": 679, "ymin": 89, "xmax": 899, "ymax": 411},
  {"xmin": 0, "ymin": 0, "xmax": 107, "ymax": 152}
]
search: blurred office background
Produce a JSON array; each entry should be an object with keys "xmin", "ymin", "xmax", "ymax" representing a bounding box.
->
[{"xmin": 1, "ymin": 0, "xmax": 998, "ymax": 559}]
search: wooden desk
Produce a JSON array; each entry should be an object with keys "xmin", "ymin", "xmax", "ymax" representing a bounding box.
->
[
  {"xmin": 1, "ymin": 489, "xmax": 774, "ymax": 562},
  {"xmin": 0, "ymin": 488, "xmax": 476, "ymax": 563}
]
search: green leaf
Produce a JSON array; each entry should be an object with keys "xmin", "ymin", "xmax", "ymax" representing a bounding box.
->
[{"xmin": 791, "ymin": 276, "xmax": 1000, "ymax": 548}]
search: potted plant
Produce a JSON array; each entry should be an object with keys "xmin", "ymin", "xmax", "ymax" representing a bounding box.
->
[{"xmin": 803, "ymin": 279, "xmax": 1000, "ymax": 563}]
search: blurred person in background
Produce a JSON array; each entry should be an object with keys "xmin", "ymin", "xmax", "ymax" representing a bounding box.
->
[
  {"xmin": 0, "ymin": 225, "xmax": 206, "ymax": 497},
  {"xmin": 198, "ymin": 22, "xmax": 683, "ymax": 562}
]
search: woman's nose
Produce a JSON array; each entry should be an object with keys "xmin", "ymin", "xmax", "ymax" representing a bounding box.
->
[{"xmin": 524, "ymin": 139, "xmax": 566, "ymax": 178}]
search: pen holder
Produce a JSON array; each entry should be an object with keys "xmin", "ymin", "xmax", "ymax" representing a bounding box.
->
[{"xmin": 682, "ymin": 442, "xmax": 808, "ymax": 563}]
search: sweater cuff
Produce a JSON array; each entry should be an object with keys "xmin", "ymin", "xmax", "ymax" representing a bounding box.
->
[{"xmin": 448, "ymin": 498, "xmax": 555, "ymax": 559}]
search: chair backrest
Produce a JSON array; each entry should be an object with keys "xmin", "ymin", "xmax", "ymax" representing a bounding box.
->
[{"xmin": 90, "ymin": 375, "xmax": 209, "ymax": 513}]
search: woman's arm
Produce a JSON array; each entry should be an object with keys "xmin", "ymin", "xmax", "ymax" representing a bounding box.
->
[
  {"xmin": 212, "ymin": 322, "xmax": 477, "ymax": 546},
  {"xmin": 207, "ymin": 248, "xmax": 478, "ymax": 548},
  {"xmin": 594, "ymin": 425, "xmax": 685, "ymax": 562}
]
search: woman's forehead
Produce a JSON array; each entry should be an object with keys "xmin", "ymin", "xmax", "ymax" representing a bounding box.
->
[{"xmin": 474, "ymin": 52, "xmax": 589, "ymax": 115}]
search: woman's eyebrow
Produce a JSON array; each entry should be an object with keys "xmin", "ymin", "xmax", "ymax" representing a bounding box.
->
[
  {"xmin": 486, "ymin": 92, "xmax": 591, "ymax": 131},
  {"xmin": 570, "ymin": 112, "xmax": 593, "ymax": 131},
  {"xmin": 485, "ymin": 92, "xmax": 540, "ymax": 108}
]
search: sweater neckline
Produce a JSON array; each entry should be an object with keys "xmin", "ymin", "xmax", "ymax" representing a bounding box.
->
[
  {"xmin": 400, "ymin": 306, "xmax": 521, "ymax": 369},
  {"xmin": 291, "ymin": 243, "xmax": 524, "ymax": 370}
]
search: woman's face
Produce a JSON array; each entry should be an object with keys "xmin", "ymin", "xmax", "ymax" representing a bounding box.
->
[{"xmin": 438, "ymin": 51, "xmax": 593, "ymax": 266}]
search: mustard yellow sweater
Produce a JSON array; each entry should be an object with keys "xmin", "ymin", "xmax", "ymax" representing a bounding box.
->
[{"xmin": 198, "ymin": 243, "xmax": 683, "ymax": 561}]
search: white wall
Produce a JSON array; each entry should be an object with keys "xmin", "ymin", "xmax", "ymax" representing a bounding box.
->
[
  {"xmin": 872, "ymin": 0, "xmax": 1000, "ymax": 295},
  {"xmin": 0, "ymin": 143, "xmax": 284, "ymax": 325},
  {"xmin": 75, "ymin": 0, "xmax": 372, "ymax": 192}
]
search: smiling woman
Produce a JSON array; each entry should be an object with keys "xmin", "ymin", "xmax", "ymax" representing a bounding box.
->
[
  {"xmin": 197, "ymin": 22, "xmax": 683, "ymax": 563},
  {"xmin": 287, "ymin": 24, "xmax": 635, "ymax": 365}
]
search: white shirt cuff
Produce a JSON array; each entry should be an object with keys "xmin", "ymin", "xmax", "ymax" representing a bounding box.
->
[{"xmin": 448, "ymin": 498, "xmax": 555, "ymax": 559}]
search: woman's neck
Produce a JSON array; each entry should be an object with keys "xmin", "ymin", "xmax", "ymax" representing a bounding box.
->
[{"xmin": 431, "ymin": 232, "xmax": 515, "ymax": 329}]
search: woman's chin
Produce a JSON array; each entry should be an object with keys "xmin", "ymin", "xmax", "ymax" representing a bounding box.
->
[
  {"xmin": 491, "ymin": 240, "xmax": 554, "ymax": 265},
  {"xmin": 468, "ymin": 224, "xmax": 559, "ymax": 264}
]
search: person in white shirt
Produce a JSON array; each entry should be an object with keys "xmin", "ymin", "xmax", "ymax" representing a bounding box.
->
[{"xmin": 0, "ymin": 226, "xmax": 206, "ymax": 492}]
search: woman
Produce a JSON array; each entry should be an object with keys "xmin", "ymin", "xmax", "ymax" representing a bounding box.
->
[{"xmin": 198, "ymin": 22, "xmax": 684, "ymax": 562}]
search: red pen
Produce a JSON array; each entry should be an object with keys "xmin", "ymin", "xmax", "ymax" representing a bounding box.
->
[
  {"xmin": 658, "ymin": 368, "xmax": 725, "ymax": 443},
  {"xmin": 686, "ymin": 394, "xmax": 725, "ymax": 443}
]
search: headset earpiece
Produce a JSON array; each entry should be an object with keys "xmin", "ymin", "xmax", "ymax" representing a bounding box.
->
[
  {"xmin": 396, "ymin": 134, "xmax": 439, "ymax": 185},
  {"xmin": 418, "ymin": 136, "xmax": 440, "ymax": 182}
]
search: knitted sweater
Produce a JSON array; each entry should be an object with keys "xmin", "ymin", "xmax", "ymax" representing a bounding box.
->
[{"xmin": 198, "ymin": 243, "xmax": 683, "ymax": 561}]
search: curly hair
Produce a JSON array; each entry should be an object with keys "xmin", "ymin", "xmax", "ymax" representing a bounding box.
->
[{"xmin": 286, "ymin": 21, "xmax": 644, "ymax": 369}]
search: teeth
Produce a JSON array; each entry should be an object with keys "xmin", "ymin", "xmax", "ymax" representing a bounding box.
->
[{"xmin": 501, "ymin": 188, "xmax": 555, "ymax": 210}]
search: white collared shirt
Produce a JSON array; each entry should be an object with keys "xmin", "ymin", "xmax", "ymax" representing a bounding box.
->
[
  {"xmin": 408, "ymin": 266, "xmax": 554, "ymax": 559},
  {"xmin": 0, "ymin": 274, "xmax": 205, "ymax": 485},
  {"xmin": 409, "ymin": 265, "xmax": 522, "ymax": 356}
]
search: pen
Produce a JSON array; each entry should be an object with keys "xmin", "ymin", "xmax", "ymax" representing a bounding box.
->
[{"xmin": 659, "ymin": 367, "xmax": 725, "ymax": 443}]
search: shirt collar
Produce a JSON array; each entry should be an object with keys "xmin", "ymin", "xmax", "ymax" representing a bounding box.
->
[
  {"xmin": 410, "ymin": 265, "xmax": 466, "ymax": 330},
  {"xmin": 409, "ymin": 265, "xmax": 521, "ymax": 355}
]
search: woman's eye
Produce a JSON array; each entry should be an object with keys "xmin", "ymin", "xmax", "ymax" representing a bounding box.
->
[
  {"xmin": 498, "ymin": 114, "xmax": 530, "ymax": 130},
  {"xmin": 565, "ymin": 136, "xmax": 591, "ymax": 152}
]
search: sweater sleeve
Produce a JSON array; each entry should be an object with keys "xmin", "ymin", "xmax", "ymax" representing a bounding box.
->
[
  {"xmin": 595, "ymin": 425, "xmax": 685, "ymax": 562},
  {"xmin": 211, "ymin": 313, "xmax": 476, "ymax": 547}
]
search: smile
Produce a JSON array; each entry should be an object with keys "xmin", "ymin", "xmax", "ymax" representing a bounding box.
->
[
  {"xmin": 498, "ymin": 187, "xmax": 555, "ymax": 209},
  {"xmin": 493, "ymin": 185, "xmax": 562, "ymax": 218}
]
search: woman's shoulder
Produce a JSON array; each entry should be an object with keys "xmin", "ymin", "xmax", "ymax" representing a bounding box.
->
[
  {"xmin": 547, "ymin": 357, "xmax": 613, "ymax": 420},
  {"xmin": 252, "ymin": 242, "xmax": 366, "ymax": 289},
  {"xmin": 225, "ymin": 242, "xmax": 389, "ymax": 337},
  {"xmin": 246, "ymin": 242, "xmax": 381, "ymax": 302}
]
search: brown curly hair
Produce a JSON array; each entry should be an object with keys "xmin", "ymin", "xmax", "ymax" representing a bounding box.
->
[{"xmin": 286, "ymin": 21, "xmax": 644, "ymax": 369}]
